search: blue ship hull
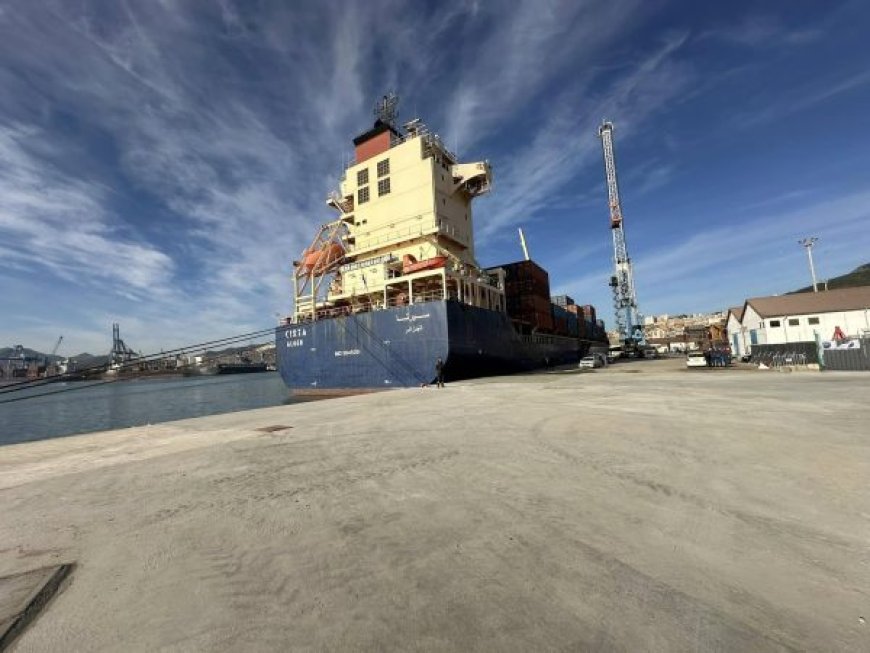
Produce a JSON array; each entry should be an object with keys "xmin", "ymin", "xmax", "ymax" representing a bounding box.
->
[{"xmin": 276, "ymin": 300, "xmax": 590, "ymax": 390}]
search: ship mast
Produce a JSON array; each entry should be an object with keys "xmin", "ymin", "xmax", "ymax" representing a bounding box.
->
[
  {"xmin": 598, "ymin": 121, "xmax": 644, "ymax": 348},
  {"xmin": 374, "ymin": 92, "xmax": 399, "ymax": 128}
]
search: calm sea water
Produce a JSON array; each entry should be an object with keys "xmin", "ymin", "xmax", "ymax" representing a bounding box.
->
[{"xmin": 0, "ymin": 372, "xmax": 299, "ymax": 446}]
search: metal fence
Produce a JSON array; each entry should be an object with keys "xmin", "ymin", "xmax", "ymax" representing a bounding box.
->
[
  {"xmin": 751, "ymin": 342, "xmax": 818, "ymax": 368},
  {"xmin": 751, "ymin": 339, "xmax": 870, "ymax": 371},
  {"xmin": 823, "ymin": 338, "xmax": 870, "ymax": 371}
]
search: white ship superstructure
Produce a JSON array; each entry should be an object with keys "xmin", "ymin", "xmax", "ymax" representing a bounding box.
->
[{"xmin": 292, "ymin": 97, "xmax": 501, "ymax": 323}]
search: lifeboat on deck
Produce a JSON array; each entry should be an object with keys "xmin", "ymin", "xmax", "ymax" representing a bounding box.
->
[
  {"xmin": 402, "ymin": 254, "xmax": 448, "ymax": 275},
  {"xmin": 300, "ymin": 243, "xmax": 344, "ymax": 274}
]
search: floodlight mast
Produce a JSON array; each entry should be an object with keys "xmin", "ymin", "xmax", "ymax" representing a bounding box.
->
[{"xmin": 798, "ymin": 237, "xmax": 819, "ymax": 292}]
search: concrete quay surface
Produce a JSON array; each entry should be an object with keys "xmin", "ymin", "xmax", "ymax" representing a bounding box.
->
[{"xmin": 1, "ymin": 359, "xmax": 868, "ymax": 651}]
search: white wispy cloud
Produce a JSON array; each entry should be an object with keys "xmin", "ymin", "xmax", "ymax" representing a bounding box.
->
[
  {"xmin": 442, "ymin": 0, "xmax": 648, "ymax": 152},
  {"xmin": 635, "ymin": 190, "xmax": 870, "ymax": 313},
  {"xmin": 733, "ymin": 69, "xmax": 870, "ymax": 129},
  {"xmin": 0, "ymin": 124, "xmax": 174, "ymax": 299},
  {"xmin": 0, "ymin": 2, "xmax": 322, "ymax": 350},
  {"xmin": 699, "ymin": 15, "xmax": 821, "ymax": 48},
  {"xmin": 621, "ymin": 159, "xmax": 675, "ymax": 197},
  {"xmin": 476, "ymin": 31, "xmax": 692, "ymax": 240}
]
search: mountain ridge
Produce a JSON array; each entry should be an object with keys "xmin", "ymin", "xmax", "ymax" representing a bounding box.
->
[{"xmin": 790, "ymin": 262, "xmax": 870, "ymax": 294}]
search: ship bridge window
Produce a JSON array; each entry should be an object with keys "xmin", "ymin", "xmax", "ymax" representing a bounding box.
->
[
  {"xmin": 358, "ymin": 186, "xmax": 370, "ymax": 204},
  {"xmin": 377, "ymin": 158, "xmax": 390, "ymax": 177},
  {"xmin": 378, "ymin": 177, "xmax": 391, "ymax": 196},
  {"xmin": 357, "ymin": 169, "xmax": 369, "ymax": 186}
]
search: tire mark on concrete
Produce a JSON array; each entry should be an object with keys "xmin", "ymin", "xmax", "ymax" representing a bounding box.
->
[
  {"xmin": 526, "ymin": 417, "xmax": 866, "ymax": 592},
  {"xmin": 138, "ymin": 449, "xmax": 460, "ymax": 527},
  {"xmin": 530, "ymin": 423, "xmax": 860, "ymax": 555},
  {"xmin": 483, "ymin": 468, "xmax": 807, "ymax": 653}
]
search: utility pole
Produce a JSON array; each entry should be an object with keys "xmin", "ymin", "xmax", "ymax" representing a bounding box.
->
[{"xmin": 798, "ymin": 237, "xmax": 819, "ymax": 292}]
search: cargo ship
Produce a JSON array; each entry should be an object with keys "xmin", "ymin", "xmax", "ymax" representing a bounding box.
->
[{"xmin": 276, "ymin": 96, "xmax": 607, "ymax": 390}]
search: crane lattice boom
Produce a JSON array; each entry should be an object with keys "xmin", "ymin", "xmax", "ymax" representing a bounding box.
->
[{"xmin": 598, "ymin": 121, "xmax": 644, "ymax": 348}]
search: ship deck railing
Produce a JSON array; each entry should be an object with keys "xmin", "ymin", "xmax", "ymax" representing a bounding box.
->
[
  {"xmin": 289, "ymin": 289, "xmax": 452, "ymax": 324},
  {"xmin": 344, "ymin": 218, "xmax": 460, "ymax": 254}
]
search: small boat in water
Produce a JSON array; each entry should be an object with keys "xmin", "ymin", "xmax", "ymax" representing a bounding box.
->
[
  {"xmin": 184, "ymin": 361, "xmax": 270, "ymax": 376},
  {"xmin": 216, "ymin": 362, "xmax": 269, "ymax": 374},
  {"xmin": 184, "ymin": 361, "xmax": 269, "ymax": 376}
]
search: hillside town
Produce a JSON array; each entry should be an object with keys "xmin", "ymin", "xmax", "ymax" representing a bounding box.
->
[{"xmin": 604, "ymin": 311, "xmax": 728, "ymax": 353}]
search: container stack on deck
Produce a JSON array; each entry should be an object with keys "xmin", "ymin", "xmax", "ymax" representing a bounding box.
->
[
  {"xmin": 549, "ymin": 295, "xmax": 578, "ymax": 337},
  {"xmin": 551, "ymin": 294, "xmax": 574, "ymax": 308},
  {"xmin": 492, "ymin": 262, "xmax": 606, "ymax": 341},
  {"xmin": 552, "ymin": 305, "xmax": 567, "ymax": 336},
  {"xmin": 567, "ymin": 306, "xmax": 586, "ymax": 337},
  {"xmin": 550, "ymin": 298, "xmax": 570, "ymax": 337},
  {"xmin": 551, "ymin": 296, "xmax": 606, "ymax": 340},
  {"xmin": 566, "ymin": 311, "xmax": 579, "ymax": 337},
  {"xmin": 570, "ymin": 304, "xmax": 598, "ymax": 339},
  {"xmin": 497, "ymin": 260, "xmax": 554, "ymax": 332}
]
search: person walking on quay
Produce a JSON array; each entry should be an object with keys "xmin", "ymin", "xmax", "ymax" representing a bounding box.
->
[{"xmin": 435, "ymin": 357, "xmax": 445, "ymax": 388}]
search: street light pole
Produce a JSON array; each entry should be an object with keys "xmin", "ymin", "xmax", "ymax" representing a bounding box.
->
[{"xmin": 798, "ymin": 237, "xmax": 819, "ymax": 292}]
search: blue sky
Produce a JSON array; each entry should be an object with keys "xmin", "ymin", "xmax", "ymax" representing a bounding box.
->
[{"xmin": 1, "ymin": 1, "xmax": 869, "ymax": 354}]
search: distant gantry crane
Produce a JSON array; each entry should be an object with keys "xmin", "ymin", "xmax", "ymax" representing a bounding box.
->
[
  {"xmin": 598, "ymin": 121, "xmax": 645, "ymax": 350},
  {"xmin": 110, "ymin": 323, "xmax": 137, "ymax": 367}
]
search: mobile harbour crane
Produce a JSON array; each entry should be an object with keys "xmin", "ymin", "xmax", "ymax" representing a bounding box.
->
[{"xmin": 598, "ymin": 120, "xmax": 646, "ymax": 354}]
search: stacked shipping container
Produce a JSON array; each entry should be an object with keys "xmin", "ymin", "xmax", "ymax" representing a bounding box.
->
[
  {"xmin": 491, "ymin": 261, "xmax": 606, "ymax": 340},
  {"xmin": 566, "ymin": 311, "xmax": 579, "ymax": 337},
  {"xmin": 566, "ymin": 304, "xmax": 598, "ymax": 339},
  {"xmin": 495, "ymin": 260, "xmax": 554, "ymax": 332},
  {"xmin": 549, "ymin": 293, "xmax": 583, "ymax": 338},
  {"xmin": 552, "ymin": 303, "xmax": 569, "ymax": 336}
]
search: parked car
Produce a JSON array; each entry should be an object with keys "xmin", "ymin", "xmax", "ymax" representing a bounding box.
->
[
  {"xmin": 579, "ymin": 355, "xmax": 603, "ymax": 369},
  {"xmin": 686, "ymin": 352, "xmax": 707, "ymax": 368}
]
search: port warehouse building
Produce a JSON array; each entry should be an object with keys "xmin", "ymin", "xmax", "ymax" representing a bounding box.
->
[{"xmin": 727, "ymin": 286, "xmax": 870, "ymax": 360}]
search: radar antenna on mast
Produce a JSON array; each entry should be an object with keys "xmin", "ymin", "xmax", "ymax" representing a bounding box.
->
[{"xmin": 374, "ymin": 92, "xmax": 399, "ymax": 127}]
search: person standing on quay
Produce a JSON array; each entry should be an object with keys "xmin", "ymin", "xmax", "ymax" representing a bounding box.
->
[{"xmin": 435, "ymin": 357, "xmax": 445, "ymax": 388}]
